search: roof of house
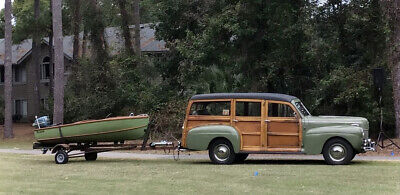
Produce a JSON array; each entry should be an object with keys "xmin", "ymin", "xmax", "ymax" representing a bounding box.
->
[
  {"xmin": 0, "ymin": 23, "xmax": 167, "ymax": 65},
  {"xmin": 190, "ymin": 93, "xmax": 298, "ymax": 102}
]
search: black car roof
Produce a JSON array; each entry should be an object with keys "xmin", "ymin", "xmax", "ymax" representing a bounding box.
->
[{"xmin": 190, "ymin": 93, "xmax": 298, "ymax": 102}]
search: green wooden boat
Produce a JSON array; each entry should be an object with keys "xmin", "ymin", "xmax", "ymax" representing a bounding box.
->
[{"xmin": 34, "ymin": 115, "xmax": 149, "ymax": 145}]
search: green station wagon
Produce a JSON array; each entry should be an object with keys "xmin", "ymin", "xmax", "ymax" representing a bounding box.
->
[{"xmin": 180, "ymin": 93, "xmax": 375, "ymax": 165}]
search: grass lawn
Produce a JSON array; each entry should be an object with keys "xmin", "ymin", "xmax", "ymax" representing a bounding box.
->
[{"xmin": 0, "ymin": 153, "xmax": 399, "ymax": 194}]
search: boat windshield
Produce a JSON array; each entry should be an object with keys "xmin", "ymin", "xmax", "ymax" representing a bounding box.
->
[{"xmin": 294, "ymin": 101, "xmax": 311, "ymax": 116}]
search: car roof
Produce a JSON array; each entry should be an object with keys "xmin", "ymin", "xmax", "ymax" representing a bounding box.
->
[{"xmin": 190, "ymin": 93, "xmax": 298, "ymax": 102}]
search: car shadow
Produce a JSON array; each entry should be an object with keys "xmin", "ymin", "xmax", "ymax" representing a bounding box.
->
[{"xmin": 186, "ymin": 159, "xmax": 366, "ymax": 166}]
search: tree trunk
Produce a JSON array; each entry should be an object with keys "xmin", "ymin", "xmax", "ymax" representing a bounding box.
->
[
  {"xmin": 394, "ymin": 63, "xmax": 400, "ymax": 138},
  {"xmin": 87, "ymin": 0, "xmax": 108, "ymax": 63},
  {"xmin": 72, "ymin": 0, "xmax": 81, "ymax": 62},
  {"xmin": 28, "ymin": 0, "xmax": 41, "ymax": 120},
  {"xmin": 49, "ymin": 0, "xmax": 54, "ymax": 97},
  {"xmin": 52, "ymin": 0, "xmax": 65, "ymax": 125},
  {"xmin": 49, "ymin": 30, "xmax": 54, "ymax": 97},
  {"xmin": 132, "ymin": 0, "xmax": 141, "ymax": 57},
  {"xmin": 387, "ymin": 0, "xmax": 400, "ymax": 138},
  {"xmin": 3, "ymin": 0, "xmax": 13, "ymax": 138},
  {"xmin": 82, "ymin": 26, "xmax": 88, "ymax": 58},
  {"xmin": 117, "ymin": 0, "xmax": 134, "ymax": 54}
]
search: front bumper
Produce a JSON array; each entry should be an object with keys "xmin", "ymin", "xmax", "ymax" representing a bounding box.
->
[{"xmin": 362, "ymin": 139, "xmax": 375, "ymax": 152}]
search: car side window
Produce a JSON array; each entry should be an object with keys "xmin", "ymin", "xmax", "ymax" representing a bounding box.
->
[
  {"xmin": 190, "ymin": 101, "xmax": 231, "ymax": 116},
  {"xmin": 236, "ymin": 102, "xmax": 261, "ymax": 116},
  {"xmin": 268, "ymin": 103, "xmax": 296, "ymax": 118}
]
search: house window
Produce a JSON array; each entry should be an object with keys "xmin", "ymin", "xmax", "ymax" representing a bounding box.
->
[
  {"xmin": 14, "ymin": 100, "xmax": 28, "ymax": 117},
  {"xmin": 13, "ymin": 65, "xmax": 26, "ymax": 83},
  {"xmin": 40, "ymin": 98, "xmax": 49, "ymax": 110},
  {"xmin": 40, "ymin": 57, "xmax": 50, "ymax": 80},
  {"xmin": 0, "ymin": 66, "xmax": 4, "ymax": 83}
]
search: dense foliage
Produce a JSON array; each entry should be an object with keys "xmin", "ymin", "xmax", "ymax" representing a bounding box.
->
[{"xmin": 1, "ymin": 0, "xmax": 396, "ymax": 138}]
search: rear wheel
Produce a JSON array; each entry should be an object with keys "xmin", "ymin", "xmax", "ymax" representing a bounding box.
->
[
  {"xmin": 85, "ymin": 152, "xmax": 97, "ymax": 161},
  {"xmin": 323, "ymin": 138, "xmax": 354, "ymax": 165},
  {"xmin": 209, "ymin": 139, "xmax": 236, "ymax": 164},
  {"xmin": 55, "ymin": 150, "xmax": 68, "ymax": 164},
  {"xmin": 234, "ymin": 153, "xmax": 249, "ymax": 163}
]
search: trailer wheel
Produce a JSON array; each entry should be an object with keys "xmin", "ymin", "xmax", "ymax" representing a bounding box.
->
[
  {"xmin": 84, "ymin": 152, "xmax": 97, "ymax": 161},
  {"xmin": 55, "ymin": 150, "xmax": 68, "ymax": 164}
]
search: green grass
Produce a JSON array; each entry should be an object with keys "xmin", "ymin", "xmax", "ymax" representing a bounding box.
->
[{"xmin": 0, "ymin": 153, "xmax": 400, "ymax": 194}]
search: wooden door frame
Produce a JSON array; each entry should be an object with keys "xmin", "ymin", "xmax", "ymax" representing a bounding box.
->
[
  {"xmin": 264, "ymin": 100, "xmax": 302, "ymax": 152},
  {"xmin": 233, "ymin": 99, "xmax": 265, "ymax": 151}
]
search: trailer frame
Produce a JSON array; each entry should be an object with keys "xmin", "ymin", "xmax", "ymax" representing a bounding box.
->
[{"xmin": 33, "ymin": 140, "xmax": 181, "ymax": 164}]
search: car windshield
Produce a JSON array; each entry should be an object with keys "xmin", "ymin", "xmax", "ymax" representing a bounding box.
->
[{"xmin": 294, "ymin": 101, "xmax": 311, "ymax": 116}]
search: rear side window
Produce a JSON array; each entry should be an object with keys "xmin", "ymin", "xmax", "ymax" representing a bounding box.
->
[
  {"xmin": 190, "ymin": 101, "xmax": 231, "ymax": 116},
  {"xmin": 236, "ymin": 102, "xmax": 261, "ymax": 116},
  {"xmin": 268, "ymin": 103, "xmax": 296, "ymax": 117}
]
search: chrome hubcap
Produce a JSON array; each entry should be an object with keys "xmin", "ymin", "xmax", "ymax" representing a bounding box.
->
[
  {"xmin": 57, "ymin": 154, "xmax": 65, "ymax": 162},
  {"xmin": 329, "ymin": 144, "xmax": 346, "ymax": 162},
  {"xmin": 214, "ymin": 144, "xmax": 230, "ymax": 161}
]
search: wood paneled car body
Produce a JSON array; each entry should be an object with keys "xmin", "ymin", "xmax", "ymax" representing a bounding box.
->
[{"xmin": 180, "ymin": 93, "xmax": 375, "ymax": 165}]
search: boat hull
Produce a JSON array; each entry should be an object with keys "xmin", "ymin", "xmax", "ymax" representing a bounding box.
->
[{"xmin": 34, "ymin": 116, "xmax": 149, "ymax": 144}]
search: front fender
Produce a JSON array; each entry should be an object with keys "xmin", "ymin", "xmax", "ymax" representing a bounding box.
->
[
  {"xmin": 303, "ymin": 126, "xmax": 364, "ymax": 154},
  {"xmin": 186, "ymin": 125, "xmax": 240, "ymax": 153}
]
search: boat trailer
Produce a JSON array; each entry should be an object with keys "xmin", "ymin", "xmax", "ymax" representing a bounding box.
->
[{"xmin": 33, "ymin": 140, "xmax": 183, "ymax": 164}]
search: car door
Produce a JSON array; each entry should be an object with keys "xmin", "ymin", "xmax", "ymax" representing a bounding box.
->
[
  {"xmin": 265, "ymin": 100, "xmax": 301, "ymax": 152},
  {"xmin": 233, "ymin": 99, "xmax": 264, "ymax": 151}
]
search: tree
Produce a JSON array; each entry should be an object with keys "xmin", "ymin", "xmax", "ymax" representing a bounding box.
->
[
  {"xmin": 3, "ymin": 0, "xmax": 13, "ymax": 138},
  {"xmin": 386, "ymin": 0, "xmax": 400, "ymax": 138},
  {"xmin": 27, "ymin": 0, "xmax": 42, "ymax": 120},
  {"xmin": 117, "ymin": 0, "xmax": 134, "ymax": 54},
  {"xmin": 72, "ymin": 0, "xmax": 81, "ymax": 62},
  {"xmin": 52, "ymin": 0, "xmax": 64, "ymax": 124},
  {"xmin": 132, "ymin": 0, "xmax": 141, "ymax": 57}
]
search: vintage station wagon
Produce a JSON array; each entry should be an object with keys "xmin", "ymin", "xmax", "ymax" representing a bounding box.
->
[{"xmin": 180, "ymin": 93, "xmax": 375, "ymax": 165}]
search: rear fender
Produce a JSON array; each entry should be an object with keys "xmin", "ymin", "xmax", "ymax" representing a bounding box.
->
[{"xmin": 186, "ymin": 125, "xmax": 240, "ymax": 153}]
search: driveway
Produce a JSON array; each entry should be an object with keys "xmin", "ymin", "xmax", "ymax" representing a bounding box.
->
[{"xmin": 1, "ymin": 148, "xmax": 400, "ymax": 161}]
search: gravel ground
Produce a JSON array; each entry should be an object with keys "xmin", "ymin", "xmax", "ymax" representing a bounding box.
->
[{"xmin": 1, "ymin": 148, "xmax": 400, "ymax": 162}]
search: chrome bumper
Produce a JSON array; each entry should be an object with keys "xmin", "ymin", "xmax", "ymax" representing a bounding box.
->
[{"xmin": 362, "ymin": 139, "xmax": 375, "ymax": 152}]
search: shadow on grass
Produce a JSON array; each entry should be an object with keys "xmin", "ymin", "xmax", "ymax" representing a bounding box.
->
[
  {"xmin": 186, "ymin": 159, "xmax": 367, "ymax": 166},
  {"xmin": 24, "ymin": 155, "xmax": 369, "ymax": 166}
]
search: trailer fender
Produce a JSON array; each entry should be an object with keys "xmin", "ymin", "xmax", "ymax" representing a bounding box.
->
[
  {"xmin": 51, "ymin": 144, "xmax": 70, "ymax": 154},
  {"xmin": 186, "ymin": 125, "xmax": 240, "ymax": 153}
]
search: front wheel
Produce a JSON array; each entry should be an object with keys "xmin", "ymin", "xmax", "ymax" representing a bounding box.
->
[
  {"xmin": 209, "ymin": 139, "xmax": 236, "ymax": 164},
  {"xmin": 323, "ymin": 138, "xmax": 354, "ymax": 165},
  {"xmin": 55, "ymin": 150, "xmax": 68, "ymax": 164}
]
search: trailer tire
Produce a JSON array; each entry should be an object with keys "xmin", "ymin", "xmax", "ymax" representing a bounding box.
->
[
  {"xmin": 55, "ymin": 150, "xmax": 68, "ymax": 164},
  {"xmin": 84, "ymin": 152, "xmax": 97, "ymax": 161}
]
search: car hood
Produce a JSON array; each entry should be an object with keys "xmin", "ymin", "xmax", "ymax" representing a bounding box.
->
[{"xmin": 303, "ymin": 116, "xmax": 369, "ymax": 138}]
